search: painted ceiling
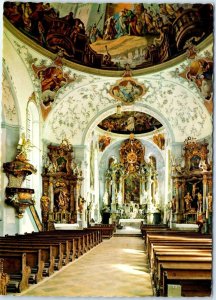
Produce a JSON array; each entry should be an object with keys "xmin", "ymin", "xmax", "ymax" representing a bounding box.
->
[
  {"xmin": 98, "ymin": 111, "xmax": 162, "ymax": 134},
  {"xmin": 2, "ymin": 5, "xmax": 213, "ymax": 146},
  {"xmin": 4, "ymin": 2, "xmax": 213, "ymax": 72}
]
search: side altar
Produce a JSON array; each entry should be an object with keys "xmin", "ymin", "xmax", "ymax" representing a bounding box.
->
[
  {"xmin": 41, "ymin": 139, "xmax": 84, "ymax": 230},
  {"xmin": 171, "ymin": 137, "xmax": 212, "ymax": 233}
]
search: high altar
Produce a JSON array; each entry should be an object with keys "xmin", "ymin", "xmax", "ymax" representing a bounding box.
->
[{"xmin": 102, "ymin": 134, "xmax": 160, "ymax": 224}]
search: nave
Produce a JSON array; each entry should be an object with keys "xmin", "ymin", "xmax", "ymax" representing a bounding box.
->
[{"xmin": 18, "ymin": 236, "xmax": 153, "ymax": 297}]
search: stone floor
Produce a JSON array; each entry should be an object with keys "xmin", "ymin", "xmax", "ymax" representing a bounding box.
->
[{"xmin": 17, "ymin": 236, "xmax": 153, "ymax": 297}]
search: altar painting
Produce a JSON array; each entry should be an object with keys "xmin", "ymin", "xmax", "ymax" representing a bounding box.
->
[{"xmin": 124, "ymin": 174, "xmax": 140, "ymax": 204}]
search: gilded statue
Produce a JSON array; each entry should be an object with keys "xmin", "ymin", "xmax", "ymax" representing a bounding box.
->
[
  {"xmin": 184, "ymin": 192, "xmax": 192, "ymax": 211},
  {"xmin": 16, "ymin": 133, "xmax": 34, "ymax": 160},
  {"xmin": 197, "ymin": 192, "xmax": 203, "ymax": 211},
  {"xmin": 40, "ymin": 193, "xmax": 50, "ymax": 222},
  {"xmin": 207, "ymin": 192, "xmax": 212, "ymax": 212},
  {"xmin": 57, "ymin": 189, "xmax": 69, "ymax": 211}
]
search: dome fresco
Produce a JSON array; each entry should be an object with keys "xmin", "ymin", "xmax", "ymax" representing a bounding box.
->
[
  {"xmin": 98, "ymin": 111, "xmax": 163, "ymax": 134},
  {"xmin": 4, "ymin": 2, "xmax": 213, "ymax": 72}
]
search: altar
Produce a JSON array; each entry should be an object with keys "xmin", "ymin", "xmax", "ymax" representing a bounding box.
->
[
  {"xmin": 54, "ymin": 223, "xmax": 81, "ymax": 230},
  {"xmin": 119, "ymin": 218, "xmax": 143, "ymax": 228}
]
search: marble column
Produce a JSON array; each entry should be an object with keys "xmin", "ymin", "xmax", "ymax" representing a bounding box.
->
[
  {"xmin": 49, "ymin": 179, "xmax": 54, "ymax": 212},
  {"xmin": 202, "ymin": 175, "xmax": 207, "ymax": 212}
]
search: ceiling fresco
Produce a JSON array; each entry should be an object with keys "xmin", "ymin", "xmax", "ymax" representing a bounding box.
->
[
  {"xmin": 4, "ymin": 2, "xmax": 213, "ymax": 72},
  {"xmin": 98, "ymin": 111, "xmax": 162, "ymax": 134}
]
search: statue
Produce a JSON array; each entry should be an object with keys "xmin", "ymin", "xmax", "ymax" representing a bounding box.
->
[
  {"xmin": 171, "ymin": 196, "xmax": 176, "ymax": 212},
  {"xmin": 197, "ymin": 192, "xmax": 203, "ymax": 211},
  {"xmin": 184, "ymin": 192, "xmax": 192, "ymax": 211},
  {"xmin": 207, "ymin": 192, "xmax": 212, "ymax": 212},
  {"xmin": 16, "ymin": 133, "xmax": 34, "ymax": 160},
  {"xmin": 40, "ymin": 193, "xmax": 50, "ymax": 222},
  {"xmin": 57, "ymin": 189, "xmax": 69, "ymax": 211},
  {"xmin": 78, "ymin": 196, "xmax": 85, "ymax": 213}
]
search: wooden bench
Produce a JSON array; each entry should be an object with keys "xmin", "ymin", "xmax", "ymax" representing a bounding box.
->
[
  {"xmin": 162, "ymin": 267, "xmax": 212, "ymax": 296},
  {"xmin": 0, "ymin": 248, "xmax": 44, "ymax": 284},
  {"xmin": 0, "ymin": 252, "xmax": 31, "ymax": 293},
  {"xmin": 0, "ymin": 259, "xmax": 10, "ymax": 295},
  {"xmin": 157, "ymin": 261, "xmax": 212, "ymax": 295},
  {"xmin": 90, "ymin": 225, "xmax": 115, "ymax": 238},
  {"xmin": 0, "ymin": 241, "xmax": 55, "ymax": 277},
  {"xmin": 1, "ymin": 237, "xmax": 65, "ymax": 271},
  {"xmin": 144, "ymin": 229, "xmax": 212, "ymax": 297},
  {"xmin": 28, "ymin": 230, "xmax": 92, "ymax": 256}
]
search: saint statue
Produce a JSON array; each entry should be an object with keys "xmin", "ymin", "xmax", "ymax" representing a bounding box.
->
[
  {"xmin": 197, "ymin": 192, "xmax": 203, "ymax": 211},
  {"xmin": 184, "ymin": 192, "xmax": 192, "ymax": 211},
  {"xmin": 207, "ymin": 192, "xmax": 212, "ymax": 212},
  {"xmin": 171, "ymin": 196, "xmax": 176, "ymax": 212},
  {"xmin": 40, "ymin": 193, "xmax": 50, "ymax": 222},
  {"xmin": 57, "ymin": 189, "xmax": 69, "ymax": 211}
]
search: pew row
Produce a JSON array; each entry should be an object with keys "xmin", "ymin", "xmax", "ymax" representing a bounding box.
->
[{"xmin": 144, "ymin": 229, "xmax": 212, "ymax": 297}]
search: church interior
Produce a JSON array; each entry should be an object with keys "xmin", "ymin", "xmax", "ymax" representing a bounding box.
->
[{"xmin": 0, "ymin": 2, "xmax": 213, "ymax": 298}]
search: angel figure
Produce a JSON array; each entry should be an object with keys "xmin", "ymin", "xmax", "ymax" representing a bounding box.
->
[{"xmin": 17, "ymin": 133, "xmax": 34, "ymax": 158}]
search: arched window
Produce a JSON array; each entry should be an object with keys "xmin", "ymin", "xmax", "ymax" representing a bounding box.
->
[{"xmin": 25, "ymin": 102, "xmax": 41, "ymax": 212}]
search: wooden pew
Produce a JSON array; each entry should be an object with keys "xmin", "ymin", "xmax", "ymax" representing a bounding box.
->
[
  {"xmin": 144, "ymin": 229, "xmax": 212, "ymax": 297},
  {"xmin": 0, "ymin": 259, "xmax": 10, "ymax": 295},
  {"xmin": 157, "ymin": 261, "xmax": 212, "ymax": 295},
  {"xmin": 90, "ymin": 224, "xmax": 115, "ymax": 239},
  {"xmin": 1, "ymin": 237, "xmax": 64, "ymax": 271},
  {"xmin": 0, "ymin": 241, "xmax": 54, "ymax": 277},
  {"xmin": 27, "ymin": 230, "xmax": 91, "ymax": 256},
  {"xmin": 162, "ymin": 267, "xmax": 212, "ymax": 296},
  {"xmin": 0, "ymin": 248, "xmax": 44, "ymax": 284},
  {"xmin": 0, "ymin": 252, "xmax": 31, "ymax": 293}
]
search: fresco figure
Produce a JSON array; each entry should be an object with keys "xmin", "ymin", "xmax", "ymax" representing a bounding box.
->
[{"xmin": 104, "ymin": 15, "xmax": 117, "ymax": 40}]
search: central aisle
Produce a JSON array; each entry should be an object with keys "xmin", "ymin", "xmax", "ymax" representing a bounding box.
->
[{"xmin": 19, "ymin": 236, "xmax": 153, "ymax": 297}]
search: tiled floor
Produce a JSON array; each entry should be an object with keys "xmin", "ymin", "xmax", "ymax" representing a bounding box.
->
[{"xmin": 18, "ymin": 236, "xmax": 153, "ymax": 297}]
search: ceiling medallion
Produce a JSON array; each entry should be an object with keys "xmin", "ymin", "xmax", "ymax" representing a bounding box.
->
[{"xmin": 109, "ymin": 72, "xmax": 148, "ymax": 105}]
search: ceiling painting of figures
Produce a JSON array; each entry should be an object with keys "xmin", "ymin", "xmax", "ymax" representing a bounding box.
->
[
  {"xmin": 4, "ymin": 2, "xmax": 213, "ymax": 73},
  {"xmin": 98, "ymin": 111, "xmax": 162, "ymax": 134}
]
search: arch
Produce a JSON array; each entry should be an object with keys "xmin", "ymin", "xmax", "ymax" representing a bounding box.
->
[
  {"xmin": 2, "ymin": 65, "xmax": 21, "ymax": 126},
  {"xmin": 82, "ymin": 103, "xmax": 175, "ymax": 145},
  {"xmin": 26, "ymin": 101, "xmax": 41, "ymax": 214}
]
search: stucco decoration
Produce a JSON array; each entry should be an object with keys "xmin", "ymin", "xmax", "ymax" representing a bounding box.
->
[
  {"xmin": 109, "ymin": 77, "xmax": 148, "ymax": 104},
  {"xmin": 6, "ymin": 33, "xmax": 86, "ymax": 117},
  {"xmin": 177, "ymin": 45, "xmax": 213, "ymax": 114},
  {"xmin": 44, "ymin": 71, "xmax": 212, "ymax": 145},
  {"xmin": 2, "ymin": 72, "xmax": 19, "ymax": 125},
  {"xmin": 32, "ymin": 50, "xmax": 76, "ymax": 119}
]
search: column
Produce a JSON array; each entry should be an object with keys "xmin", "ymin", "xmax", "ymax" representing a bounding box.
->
[
  {"xmin": 111, "ymin": 173, "xmax": 116, "ymax": 203},
  {"xmin": 70, "ymin": 183, "xmax": 75, "ymax": 213},
  {"xmin": 49, "ymin": 178, "xmax": 54, "ymax": 212},
  {"xmin": 202, "ymin": 175, "xmax": 207, "ymax": 212}
]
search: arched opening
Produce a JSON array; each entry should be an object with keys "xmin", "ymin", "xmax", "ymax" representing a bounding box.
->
[{"xmin": 25, "ymin": 101, "xmax": 41, "ymax": 214}]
